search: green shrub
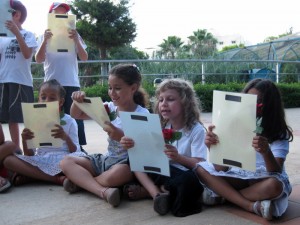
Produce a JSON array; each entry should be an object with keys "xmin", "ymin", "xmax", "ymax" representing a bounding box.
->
[{"xmin": 79, "ymin": 81, "xmax": 300, "ymax": 112}]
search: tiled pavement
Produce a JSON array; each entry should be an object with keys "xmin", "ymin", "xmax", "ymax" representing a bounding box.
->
[{"xmin": 0, "ymin": 108, "xmax": 299, "ymax": 225}]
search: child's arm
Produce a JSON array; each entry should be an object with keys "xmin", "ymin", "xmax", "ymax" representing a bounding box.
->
[
  {"xmin": 5, "ymin": 20, "xmax": 32, "ymax": 59},
  {"xmin": 70, "ymin": 91, "xmax": 91, "ymax": 120},
  {"xmin": 21, "ymin": 128, "xmax": 35, "ymax": 156},
  {"xmin": 252, "ymin": 136, "xmax": 283, "ymax": 172},
  {"xmin": 103, "ymin": 121, "xmax": 124, "ymax": 142},
  {"xmin": 164, "ymin": 145, "xmax": 203, "ymax": 169},
  {"xmin": 35, "ymin": 29, "xmax": 52, "ymax": 63},
  {"xmin": 51, "ymin": 124, "xmax": 77, "ymax": 153},
  {"xmin": 69, "ymin": 29, "xmax": 88, "ymax": 61}
]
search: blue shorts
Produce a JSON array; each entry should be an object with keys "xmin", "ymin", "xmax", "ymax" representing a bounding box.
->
[{"xmin": 84, "ymin": 154, "xmax": 129, "ymax": 176}]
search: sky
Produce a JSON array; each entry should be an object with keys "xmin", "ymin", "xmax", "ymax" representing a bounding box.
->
[{"xmin": 20, "ymin": 0, "xmax": 300, "ymax": 52}]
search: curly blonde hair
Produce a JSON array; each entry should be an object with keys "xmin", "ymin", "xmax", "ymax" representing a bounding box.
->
[{"xmin": 153, "ymin": 78, "xmax": 202, "ymax": 130}]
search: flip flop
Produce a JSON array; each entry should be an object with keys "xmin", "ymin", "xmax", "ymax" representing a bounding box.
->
[{"xmin": 0, "ymin": 176, "xmax": 11, "ymax": 193}]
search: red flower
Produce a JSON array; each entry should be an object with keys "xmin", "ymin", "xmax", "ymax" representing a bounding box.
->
[
  {"xmin": 256, "ymin": 103, "xmax": 263, "ymax": 117},
  {"xmin": 162, "ymin": 128, "xmax": 182, "ymax": 144},
  {"xmin": 104, "ymin": 104, "xmax": 110, "ymax": 114},
  {"xmin": 163, "ymin": 129, "xmax": 173, "ymax": 140},
  {"xmin": 103, "ymin": 104, "xmax": 117, "ymax": 121}
]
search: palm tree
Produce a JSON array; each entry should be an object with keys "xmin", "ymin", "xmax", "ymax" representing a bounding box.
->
[
  {"xmin": 158, "ymin": 36, "xmax": 184, "ymax": 59},
  {"xmin": 187, "ymin": 29, "xmax": 218, "ymax": 58}
]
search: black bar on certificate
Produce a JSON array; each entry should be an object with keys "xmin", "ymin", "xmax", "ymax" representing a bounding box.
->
[
  {"xmin": 33, "ymin": 104, "xmax": 47, "ymax": 108},
  {"xmin": 225, "ymin": 94, "xmax": 241, "ymax": 102},
  {"xmin": 57, "ymin": 49, "xmax": 68, "ymax": 52},
  {"xmin": 40, "ymin": 143, "xmax": 53, "ymax": 146},
  {"xmin": 130, "ymin": 115, "xmax": 148, "ymax": 121},
  {"xmin": 0, "ymin": 33, "xmax": 7, "ymax": 37},
  {"xmin": 83, "ymin": 99, "xmax": 91, "ymax": 103},
  {"xmin": 55, "ymin": 15, "xmax": 68, "ymax": 18},
  {"xmin": 223, "ymin": 158, "xmax": 242, "ymax": 168},
  {"xmin": 144, "ymin": 166, "xmax": 161, "ymax": 173}
]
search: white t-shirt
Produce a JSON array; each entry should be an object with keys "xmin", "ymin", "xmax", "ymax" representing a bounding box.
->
[
  {"xmin": 38, "ymin": 35, "xmax": 87, "ymax": 87},
  {"xmin": 105, "ymin": 102, "xmax": 150, "ymax": 159},
  {"xmin": 0, "ymin": 29, "xmax": 37, "ymax": 86},
  {"xmin": 166, "ymin": 122, "xmax": 207, "ymax": 171}
]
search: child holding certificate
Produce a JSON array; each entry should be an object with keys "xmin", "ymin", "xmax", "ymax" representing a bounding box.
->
[
  {"xmin": 0, "ymin": 1, "xmax": 38, "ymax": 147},
  {"xmin": 120, "ymin": 78, "xmax": 207, "ymax": 216},
  {"xmin": 60, "ymin": 64, "xmax": 149, "ymax": 207},
  {"xmin": 2, "ymin": 79, "xmax": 85, "ymax": 188},
  {"xmin": 195, "ymin": 79, "xmax": 293, "ymax": 220},
  {"xmin": 35, "ymin": 2, "xmax": 88, "ymax": 151}
]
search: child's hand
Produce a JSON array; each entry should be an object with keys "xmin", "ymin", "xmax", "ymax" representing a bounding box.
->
[
  {"xmin": 21, "ymin": 128, "xmax": 34, "ymax": 140},
  {"xmin": 68, "ymin": 29, "xmax": 79, "ymax": 42},
  {"xmin": 51, "ymin": 124, "xmax": 67, "ymax": 140},
  {"xmin": 71, "ymin": 91, "xmax": 86, "ymax": 103},
  {"xmin": 43, "ymin": 29, "xmax": 53, "ymax": 41},
  {"xmin": 164, "ymin": 144, "xmax": 179, "ymax": 160},
  {"xmin": 103, "ymin": 121, "xmax": 123, "ymax": 141},
  {"xmin": 5, "ymin": 20, "xmax": 19, "ymax": 35},
  {"xmin": 120, "ymin": 136, "xmax": 134, "ymax": 150},
  {"xmin": 252, "ymin": 135, "xmax": 270, "ymax": 155},
  {"xmin": 205, "ymin": 125, "xmax": 219, "ymax": 148}
]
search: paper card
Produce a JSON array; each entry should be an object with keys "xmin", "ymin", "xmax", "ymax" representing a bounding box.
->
[
  {"xmin": 73, "ymin": 97, "xmax": 110, "ymax": 128},
  {"xmin": 209, "ymin": 90, "xmax": 257, "ymax": 171},
  {"xmin": 0, "ymin": 0, "xmax": 13, "ymax": 37},
  {"xmin": 120, "ymin": 112, "xmax": 170, "ymax": 176},
  {"xmin": 47, "ymin": 13, "xmax": 76, "ymax": 53},
  {"xmin": 21, "ymin": 101, "xmax": 62, "ymax": 149}
]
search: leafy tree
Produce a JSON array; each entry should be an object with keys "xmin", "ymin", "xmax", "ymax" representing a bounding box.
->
[
  {"xmin": 109, "ymin": 45, "xmax": 149, "ymax": 60},
  {"xmin": 70, "ymin": 0, "xmax": 136, "ymax": 74},
  {"xmin": 157, "ymin": 36, "xmax": 184, "ymax": 59},
  {"xmin": 187, "ymin": 29, "xmax": 218, "ymax": 58}
]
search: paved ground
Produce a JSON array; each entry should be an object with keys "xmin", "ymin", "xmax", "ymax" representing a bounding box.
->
[{"xmin": 1, "ymin": 108, "xmax": 300, "ymax": 225}]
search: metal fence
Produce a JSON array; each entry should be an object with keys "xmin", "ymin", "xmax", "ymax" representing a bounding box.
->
[{"xmin": 31, "ymin": 59, "xmax": 300, "ymax": 89}]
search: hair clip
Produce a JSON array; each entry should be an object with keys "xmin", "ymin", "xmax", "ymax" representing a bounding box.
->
[{"xmin": 132, "ymin": 64, "xmax": 140, "ymax": 72}]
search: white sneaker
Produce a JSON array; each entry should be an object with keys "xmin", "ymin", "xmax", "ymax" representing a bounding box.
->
[
  {"xmin": 201, "ymin": 188, "xmax": 225, "ymax": 206},
  {"xmin": 253, "ymin": 200, "xmax": 273, "ymax": 220}
]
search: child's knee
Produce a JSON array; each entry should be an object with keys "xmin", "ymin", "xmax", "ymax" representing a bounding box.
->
[{"xmin": 60, "ymin": 156, "xmax": 75, "ymax": 171}]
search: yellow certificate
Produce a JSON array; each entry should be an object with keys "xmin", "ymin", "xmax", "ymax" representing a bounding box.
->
[{"xmin": 47, "ymin": 13, "xmax": 76, "ymax": 53}]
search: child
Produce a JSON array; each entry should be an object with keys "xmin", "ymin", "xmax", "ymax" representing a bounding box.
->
[
  {"xmin": 3, "ymin": 79, "xmax": 85, "ymax": 187},
  {"xmin": 60, "ymin": 64, "xmax": 149, "ymax": 207},
  {"xmin": 195, "ymin": 78, "xmax": 293, "ymax": 220},
  {"xmin": 120, "ymin": 78, "xmax": 207, "ymax": 216},
  {"xmin": 35, "ymin": 2, "xmax": 88, "ymax": 149},
  {"xmin": 0, "ymin": 1, "xmax": 38, "ymax": 147}
]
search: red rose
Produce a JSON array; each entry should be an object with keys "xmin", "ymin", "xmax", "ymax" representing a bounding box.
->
[
  {"xmin": 104, "ymin": 104, "xmax": 110, "ymax": 114},
  {"xmin": 162, "ymin": 128, "xmax": 173, "ymax": 141},
  {"xmin": 256, "ymin": 103, "xmax": 263, "ymax": 117}
]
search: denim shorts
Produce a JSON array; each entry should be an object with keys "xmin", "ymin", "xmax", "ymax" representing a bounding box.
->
[{"xmin": 84, "ymin": 154, "xmax": 129, "ymax": 176}]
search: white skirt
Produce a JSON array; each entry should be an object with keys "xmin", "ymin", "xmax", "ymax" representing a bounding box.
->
[{"xmin": 16, "ymin": 151, "xmax": 86, "ymax": 176}]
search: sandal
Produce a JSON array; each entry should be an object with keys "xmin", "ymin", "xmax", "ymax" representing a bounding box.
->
[
  {"xmin": 0, "ymin": 176, "xmax": 11, "ymax": 193},
  {"xmin": 153, "ymin": 193, "xmax": 170, "ymax": 215},
  {"xmin": 123, "ymin": 183, "xmax": 150, "ymax": 200},
  {"xmin": 253, "ymin": 200, "xmax": 273, "ymax": 220},
  {"xmin": 102, "ymin": 188, "xmax": 120, "ymax": 207},
  {"xmin": 54, "ymin": 175, "xmax": 66, "ymax": 186},
  {"xmin": 63, "ymin": 178, "xmax": 81, "ymax": 193},
  {"xmin": 11, "ymin": 173, "xmax": 34, "ymax": 186}
]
